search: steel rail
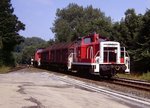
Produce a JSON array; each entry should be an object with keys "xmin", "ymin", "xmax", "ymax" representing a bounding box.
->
[
  {"xmin": 51, "ymin": 74, "xmax": 150, "ymax": 107},
  {"xmin": 112, "ymin": 78, "xmax": 150, "ymax": 91}
]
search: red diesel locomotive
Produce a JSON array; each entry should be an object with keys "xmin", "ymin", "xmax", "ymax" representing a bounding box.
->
[{"xmin": 34, "ymin": 33, "xmax": 130, "ymax": 77}]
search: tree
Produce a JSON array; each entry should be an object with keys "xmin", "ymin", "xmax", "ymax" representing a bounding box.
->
[
  {"xmin": 52, "ymin": 3, "xmax": 112, "ymax": 42},
  {"xmin": 112, "ymin": 9, "xmax": 143, "ymax": 48},
  {"xmin": 14, "ymin": 37, "xmax": 48, "ymax": 64},
  {"xmin": 112, "ymin": 9, "xmax": 150, "ymax": 72},
  {"xmin": 17, "ymin": 37, "xmax": 46, "ymax": 52},
  {"xmin": 47, "ymin": 39, "xmax": 55, "ymax": 45},
  {"xmin": 112, "ymin": 9, "xmax": 142, "ymax": 71},
  {"xmin": 135, "ymin": 9, "xmax": 150, "ymax": 72},
  {"xmin": 21, "ymin": 46, "xmax": 37, "ymax": 64},
  {"xmin": 0, "ymin": 0, "xmax": 25, "ymax": 66}
]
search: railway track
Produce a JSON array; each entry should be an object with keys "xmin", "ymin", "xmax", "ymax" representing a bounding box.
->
[
  {"xmin": 45, "ymin": 68, "xmax": 150, "ymax": 93},
  {"xmin": 45, "ymin": 69, "xmax": 150, "ymax": 99},
  {"xmin": 66, "ymin": 71, "xmax": 150, "ymax": 92},
  {"xmin": 68, "ymin": 71, "xmax": 150, "ymax": 92},
  {"xmin": 51, "ymin": 74, "xmax": 150, "ymax": 108},
  {"xmin": 112, "ymin": 78, "xmax": 150, "ymax": 91}
]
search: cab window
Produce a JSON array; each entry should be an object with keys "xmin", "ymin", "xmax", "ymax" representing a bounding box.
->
[{"xmin": 83, "ymin": 37, "xmax": 93, "ymax": 44}]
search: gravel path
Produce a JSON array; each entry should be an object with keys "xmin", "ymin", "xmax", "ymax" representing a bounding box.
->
[{"xmin": 0, "ymin": 68, "xmax": 146, "ymax": 108}]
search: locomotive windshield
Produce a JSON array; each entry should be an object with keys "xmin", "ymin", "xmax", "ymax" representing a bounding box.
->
[
  {"xmin": 104, "ymin": 47, "xmax": 117, "ymax": 63},
  {"xmin": 83, "ymin": 37, "xmax": 94, "ymax": 44}
]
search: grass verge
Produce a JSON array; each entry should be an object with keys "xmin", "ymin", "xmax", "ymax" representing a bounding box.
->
[
  {"xmin": 0, "ymin": 66, "xmax": 11, "ymax": 74},
  {"xmin": 139, "ymin": 72, "xmax": 150, "ymax": 81},
  {"xmin": 117, "ymin": 72, "xmax": 150, "ymax": 81}
]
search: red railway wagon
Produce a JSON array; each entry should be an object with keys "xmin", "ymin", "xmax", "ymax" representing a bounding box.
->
[
  {"xmin": 34, "ymin": 42, "xmax": 75, "ymax": 69},
  {"xmin": 40, "ymin": 47, "xmax": 51, "ymax": 66},
  {"xmin": 34, "ymin": 33, "xmax": 130, "ymax": 77},
  {"xmin": 50, "ymin": 42, "xmax": 74, "ymax": 65}
]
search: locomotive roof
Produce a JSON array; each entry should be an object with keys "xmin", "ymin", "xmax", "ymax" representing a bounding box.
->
[
  {"xmin": 36, "ymin": 48, "xmax": 44, "ymax": 53},
  {"xmin": 47, "ymin": 42, "xmax": 75, "ymax": 50}
]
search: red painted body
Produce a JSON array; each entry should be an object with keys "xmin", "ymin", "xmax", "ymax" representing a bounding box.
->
[
  {"xmin": 76, "ymin": 33, "xmax": 109, "ymax": 63},
  {"xmin": 34, "ymin": 43, "xmax": 74, "ymax": 66},
  {"xmin": 34, "ymin": 49, "xmax": 43, "ymax": 62},
  {"xmin": 49, "ymin": 42, "xmax": 74, "ymax": 64},
  {"xmin": 33, "ymin": 33, "xmax": 130, "ymax": 77}
]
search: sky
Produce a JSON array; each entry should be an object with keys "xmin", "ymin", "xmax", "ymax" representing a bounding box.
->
[{"xmin": 11, "ymin": 0, "xmax": 150, "ymax": 41}]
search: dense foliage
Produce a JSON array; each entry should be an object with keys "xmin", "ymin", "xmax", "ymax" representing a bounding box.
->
[
  {"xmin": 112, "ymin": 9, "xmax": 150, "ymax": 72},
  {"xmin": 14, "ymin": 37, "xmax": 48, "ymax": 65},
  {"xmin": 0, "ymin": 0, "xmax": 25, "ymax": 66},
  {"xmin": 52, "ymin": 3, "xmax": 112, "ymax": 42},
  {"xmin": 52, "ymin": 4, "xmax": 150, "ymax": 72}
]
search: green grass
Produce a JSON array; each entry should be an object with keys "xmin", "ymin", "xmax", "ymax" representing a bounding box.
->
[
  {"xmin": 139, "ymin": 72, "xmax": 150, "ymax": 81},
  {"xmin": 117, "ymin": 72, "xmax": 150, "ymax": 81},
  {"xmin": 0, "ymin": 66, "xmax": 11, "ymax": 74}
]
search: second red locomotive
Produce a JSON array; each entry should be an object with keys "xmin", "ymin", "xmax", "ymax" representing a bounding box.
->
[{"xmin": 34, "ymin": 33, "xmax": 130, "ymax": 78}]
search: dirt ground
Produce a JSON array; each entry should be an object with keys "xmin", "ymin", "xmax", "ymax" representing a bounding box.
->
[{"xmin": 0, "ymin": 68, "xmax": 142, "ymax": 108}]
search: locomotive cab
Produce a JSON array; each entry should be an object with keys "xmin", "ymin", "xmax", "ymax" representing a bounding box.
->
[
  {"xmin": 75, "ymin": 33, "xmax": 104, "ymax": 62},
  {"xmin": 67, "ymin": 33, "xmax": 130, "ymax": 77},
  {"xmin": 70, "ymin": 33, "xmax": 129, "ymax": 77}
]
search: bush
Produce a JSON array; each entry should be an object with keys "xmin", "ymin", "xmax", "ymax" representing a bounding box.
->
[
  {"xmin": 140, "ymin": 72, "xmax": 150, "ymax": 81},
  {"xmin": 0, "ymin": 66, "xmax": 11, "ymax": 74}
]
